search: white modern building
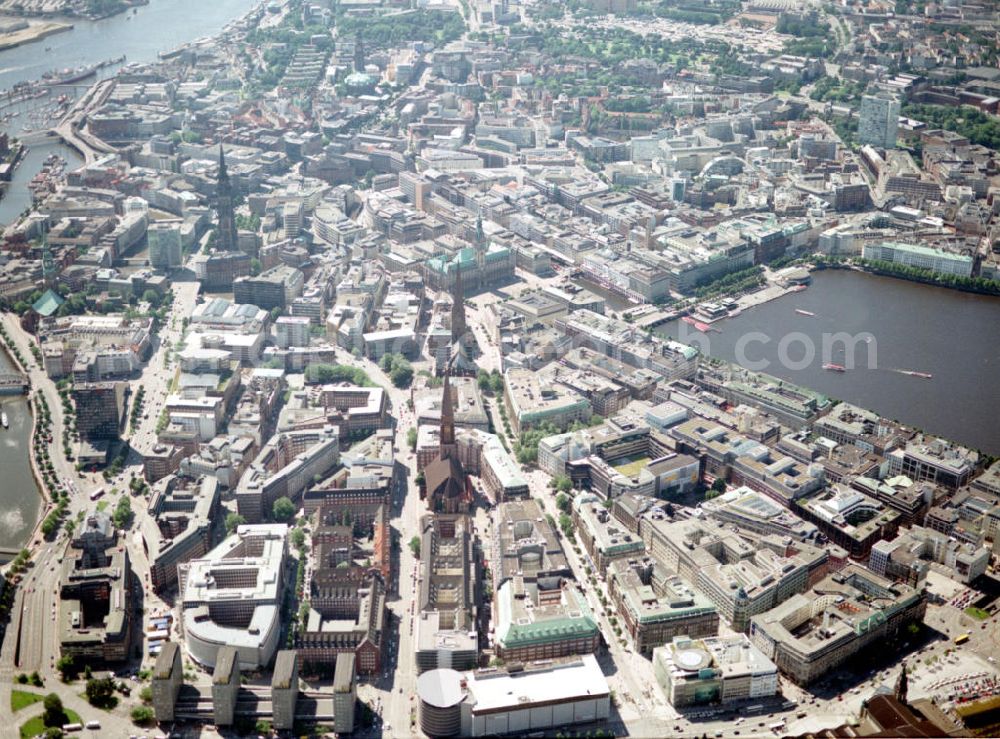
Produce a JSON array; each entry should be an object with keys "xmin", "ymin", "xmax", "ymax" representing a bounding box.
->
[
  {"xmin": 417, "ymin": 655, "xmax": 611, "ymax": 737},
  {"xmin": 862, "ymin": 242, "xmax": 974, "ymax": 278},
  {"xmin": 858, "ymin": 92, "xmax": 901, "ymax": 149},
  {"xmin": 653, "ymin": 635, "xmax": 779, "ymax": 708},
  {"xmin": 148, "ymin": 221, "xmax": 184, "ymax": 270},
  {"xmin": 178, "ymin": 524, "xmax": 288, "ymax": 671}
]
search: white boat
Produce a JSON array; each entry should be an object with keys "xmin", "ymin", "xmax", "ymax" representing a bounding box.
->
[{"xmin": 1, "ymin": 411, "xmax": 8, "ymax": 429}]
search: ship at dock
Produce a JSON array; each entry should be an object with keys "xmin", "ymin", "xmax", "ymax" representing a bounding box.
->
[
  {"xmin": 41, "ymin": 64, "xmax": 99, "ymax": 86},
  {"xmin": 682, "ymin": 315, "xmax": 717, "ymax": 333},
  {"xmin": 40, "ymin": 56, "xmax": 126, "ymax": 87}
]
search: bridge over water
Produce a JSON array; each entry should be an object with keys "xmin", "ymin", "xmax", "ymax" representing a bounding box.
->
[{"xmin": 0, "ymin": 372, "xmax": 28, "ymax": 395}]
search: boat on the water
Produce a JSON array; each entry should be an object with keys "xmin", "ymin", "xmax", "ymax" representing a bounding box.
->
[
  {"xmin": 895, "ymin": 369, "xmax": 933, "ymax": 379},
  {"xmin": 682, "ymin": 315, "xmax": 715, "ymax": 333},
  {"xmin": 794, "ymin": 309, "xmax": 815, "ymax": 316},
  {"xmin": 822, "ymin": 363, "xmax": 846, "ymax": 372},
  {"xmin": 1, "ymin": 410, "xmax": 8, "ymax": 429},
  {"xmin": 41, "ymin": 64, "xmax": 99, "ymax": 86}
]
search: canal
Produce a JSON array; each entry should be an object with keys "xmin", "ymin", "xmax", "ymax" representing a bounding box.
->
[
  {"xmin": 0, "ymin": 348, "xmax": 39, "ymax": 550},
  {"xmin": 657, "ymin": 269, "xmax": 1000, "ymax": 455}
]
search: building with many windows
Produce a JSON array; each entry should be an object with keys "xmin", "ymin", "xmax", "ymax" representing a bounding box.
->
[
  {"xmin": 73, "ymin": 381, "xmax": 127, "ymax": 440},
  {"xmin": 235, "ymin": 425, "xmax": 340, "ymax": 522},
  {"xmin": 415, "ymin": 514, "xmax": 481, "ymax": 674},
  {"xmin": 869, "ymin": 525, "xmax": 990, "ymax": 586},
  {"xmin": 749, "ymin": 565, "xmax": 926, "ymax": 685},
  {"xmin": 503, "ymin": 367, "xmax": 592, "ymax": 436},
  {"xmin": 233, "ymin": 264, "xmax": 305, "ymax": 311},
  {"xmin": 178, "ymin": 523, "xmax": 288, "ymax": 671},
  {"xmin": 58, "ymin": 512, "xmax": 134, "ymax": 663},
  {"xmin": 886, "ymin": 436, "xmax": 979, "ymax": 488},
  {"xmin": 858, "ymin": 92, "xmax": 901, "ymax": 149},
  {"xmin": 573, "ymin": 495, "xmax": 645, "ymax": 575},
  {"xmin": 142, "ymin": 475, "xmax": 220, "ymax": 593},
  {"xmin": 640, "ymin": 515, "xmax": 828, "ymax": 632},
  {"xmin": 862, "ymin": 242, "xmax": 974, "ymax": 278},
  {"xmin": 493, "ymin": 577, "xmax": 600, "ymax": 662},
  {"xmin": 607, "ymin": 557, "xmax": 719, "ymax": 656},
  {"xmin": 653, "ymin": 634, "xmax": 779, "ymax": 708},
  {"xmin": 148, "ymin": 221, "xmax": 184, "ymax": 269}
]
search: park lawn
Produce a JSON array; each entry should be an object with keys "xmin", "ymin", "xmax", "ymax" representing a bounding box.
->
[
  {"xmin": 19, "ymin": 707, "xmax": 82, "ymax": 738},
  {"xmin": 11, "ymin": 690, "xmax": 43, "ymax": 712},
  {"xmin": 966, "ymin": 606, "xmax": 991, "ymax": 620}
]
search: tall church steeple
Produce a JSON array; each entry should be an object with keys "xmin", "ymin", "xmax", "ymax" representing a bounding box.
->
[
  {"xmin": 353, "ymin": 33, "xmax": 365, "ymax": 73},
  {"xmin": 439, "ymin": 369, "xmax": 456, "ymax": 459},
  {"xmin": 895, "ymin": 662, "xmax": 908, "ymax": 704},
  {"xmin": 475, "ymin": 214, "xmax": 485, "ymax": 248},
  {"xmin": 41, "ymin": 223, "xmax": 55, "ymax": 287},
  {"xmin": 215, "ymin": 145, "xmax": 238, "ymax": 252},
  {"xmin": 451, "ymin": 262, "xmax": 467, "ymax": 345}
]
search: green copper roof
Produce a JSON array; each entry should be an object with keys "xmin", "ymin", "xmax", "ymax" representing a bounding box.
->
[
  {"xmin": 32, "ymin": 288, "xmax": 64, "ymax": 317},
  {"xmin": 495, "ymin": 584, "xmax": 599, "ymax": 649}
]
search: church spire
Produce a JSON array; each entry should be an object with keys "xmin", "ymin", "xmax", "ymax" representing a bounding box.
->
[
  {"xmin": 215, "ymin": 144, "xmax": 237, "ymax": 252},
  {"xmin": 451, "ymin": 262, "xmax": 467, "ymax": 345},
  {"xmin": 895, "ymin": 662, "xmax": 908, "ymax": 704},
  {"xmin": 41, "ymin": 221, "xmax": 55, "ymax": 286},
  {"xmin": 439, "ymin": 367, "xmax": 456, "ymax": 457},
  {"xmin": 354, "ymin": 33, "xmax": 365, "ymax": 73}
]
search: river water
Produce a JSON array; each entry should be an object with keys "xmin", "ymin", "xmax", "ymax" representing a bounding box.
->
[
  {"xmin": 0, "ymin": 348, "xmax": 39, "ymax": 550},
  {"xmin": 658, "ymin": 269, "xmax": 1000, "ymax": 455},
  {"xmin": 0, "ymin": 0, "xmax": 258, "ymax": 91}
]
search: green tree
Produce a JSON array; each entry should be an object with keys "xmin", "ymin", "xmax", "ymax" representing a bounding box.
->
[
  {"xmin": 711, "ymin": 478, "xmax": 727, "ymax": 493},
  {"xmin": 85, "ymin": 676, "xmax": 116, "ymax": 707},
  {"xmin": 272, "ymin": 496, "xmax": 296, "ymax": 522},
  {"xmin": 304, "ymin": 363, "xmax": 374, "ymax": 386},
  {"xmin": 225, "ymin": 512, "xmax": 246, "ymax": 535},
  {"xmin": 407, "ymin": 427, "xmax": 418, "ymax": 450},
  {"xmin": 409, "ymin": 535, "xmax": 421, "ymax": 558},
  {"xmin": 556, "ymin": 493, "xmax": 571, "ymax": 513},
  {"xmin": 112, "ymin": 495, "xmax": 132, "ymax": 529},
  {"xmin": 290, "ymin": 527, "xmax": 306, "ymax": 551},
  {"xmin": 43, "ymin": 693, "xmax": 66, "ymax": 727},
  {"xmin": 130, "ymin": 705, "xmax": 155, "ymax": 725},
  {"xmin": 553, "ymin": 475, "xmax": 573, "ymax": 493},
  {"xmin": 477, "ymin": 369, "xmax": 491, "ymax": 392},
  {"xmin": 55, "ymin": 655, "xmax": 76, "ymax": 681}
]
